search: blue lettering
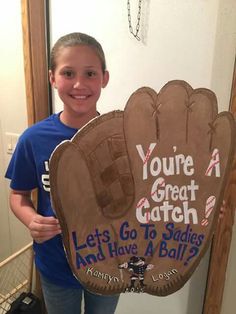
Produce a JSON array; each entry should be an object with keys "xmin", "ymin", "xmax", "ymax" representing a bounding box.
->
[
  {"xmin": 72, "ymin": 231, "xmax": 87, "ymax": 250},
  {"xmin": 162, "ymin": 223, "xmax": 174, "ymax": 240}
]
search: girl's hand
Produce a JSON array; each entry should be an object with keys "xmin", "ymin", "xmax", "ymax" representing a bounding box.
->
[{"xmin": 28, "ymin": 214, "xmax": 61, "ymax": 243}]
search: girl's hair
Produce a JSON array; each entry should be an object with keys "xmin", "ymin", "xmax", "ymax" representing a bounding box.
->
[{"xmin": 50, "ymin": 32, "xmax": 107, "ymax": 73}]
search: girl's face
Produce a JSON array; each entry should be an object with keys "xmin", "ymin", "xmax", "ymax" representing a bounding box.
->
[{"xmin": 49, "ymin": 45, "xmax": 109, "ymax": 126}]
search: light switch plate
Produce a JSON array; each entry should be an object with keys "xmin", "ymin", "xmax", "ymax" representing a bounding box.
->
[{"xmin": 5, "ymin": 132, "xmax": 20, "ymax": 155}]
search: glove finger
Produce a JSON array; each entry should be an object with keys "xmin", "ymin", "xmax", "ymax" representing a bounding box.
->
[
  {"xmin": 124, "ymin": 87, "xmax": 158, "ymax": 196},
  {"xmin": 134, "ymin": 80, "xmax": 235, "ymax": 295}
]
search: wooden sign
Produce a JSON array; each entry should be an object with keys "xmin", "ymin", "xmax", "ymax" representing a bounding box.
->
[{"xmin": 49, "ymin": 80, "xmax": 236, "ymax": 296}]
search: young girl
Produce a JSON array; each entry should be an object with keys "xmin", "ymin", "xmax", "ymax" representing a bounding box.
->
[{"xmin": 5, "ymin": 32, "xmax": 119, "ymax": 314}]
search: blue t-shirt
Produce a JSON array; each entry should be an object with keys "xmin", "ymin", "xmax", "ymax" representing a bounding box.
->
[{"xmin": 5, "ymin": 113, "xmax": 82, "ymax": 288}]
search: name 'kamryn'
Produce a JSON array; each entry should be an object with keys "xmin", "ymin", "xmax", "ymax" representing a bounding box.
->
[{"xmin": 86, "ymin": 267, "xmax": 119, "ymax": 284}]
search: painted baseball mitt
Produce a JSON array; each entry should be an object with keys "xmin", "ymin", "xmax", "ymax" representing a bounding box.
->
[{"xmin": 49, "ymin": 80, "xmax": 235, "ymax": 296}]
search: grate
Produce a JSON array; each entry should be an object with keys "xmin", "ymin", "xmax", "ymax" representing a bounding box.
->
[{"xmin": 0, "ymin": 243, "xmax": 33, "ymax": 314}]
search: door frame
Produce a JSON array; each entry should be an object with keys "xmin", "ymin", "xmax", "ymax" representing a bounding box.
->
[
  {"xmin": 21, "ymin": 1, "xmax": 236, "ymax": 313},
  {"xmin": 21, "ymin": 0, "xmax": 51, "ymax": 125},
  {"xmin": 203, "ymin": 58, "xmax": 236, "ymax": 314}
]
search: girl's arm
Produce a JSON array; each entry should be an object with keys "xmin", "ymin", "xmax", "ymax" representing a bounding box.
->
[{"xmin": 9, "ymin": 189, "xmax": 61, "ymax": 243}]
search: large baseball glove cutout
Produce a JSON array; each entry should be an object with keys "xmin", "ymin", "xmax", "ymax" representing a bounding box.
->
[{"xmin": 49, "ymin": 80, "xmax": 235, "ymax": 296}]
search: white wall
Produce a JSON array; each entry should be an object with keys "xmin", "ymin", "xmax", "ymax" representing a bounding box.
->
[
  {"xmin": 49, "ymin": 0, "xmax": 236, "ymax": 313},
  {"xmin": 211, "ymin": 0, "xmax": 236, "ymax": 111},
  {"xmin": 50, "ymin": 0, "xmax": 231, "ymax": 113},
  {"xmin": 0, "ymin": 0, "xmax": 31, "ymax": 261}
]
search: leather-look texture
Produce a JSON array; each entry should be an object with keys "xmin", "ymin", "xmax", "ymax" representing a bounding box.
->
[{"xmin": 49, "ymin": 80, "xmax": 236, "ymax": 296}]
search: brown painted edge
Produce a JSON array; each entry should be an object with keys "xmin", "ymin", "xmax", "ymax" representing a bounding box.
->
[
  {"xmin": 21, "ymin": 0, "xmax": 49, "ymax": 310},
  {"xmin": 21, "ymin": 0, "xmax": 49, "ymax": 208},
  {"xmin": 21, "ymin": 0, "xmax": 34, "ymax": 126},
  {"xmin": 21, "ymin": 0, "xmax": 50, "ymax": 126},
  {"xmin": 203, "ymin": 57, "xmax": 236, "ymax": 314}
]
